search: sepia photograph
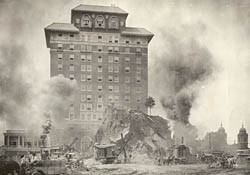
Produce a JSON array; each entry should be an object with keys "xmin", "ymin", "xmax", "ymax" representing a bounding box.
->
[{"xmin": 0, "ymin": 0, "xmax": 250, "ymax": 174}]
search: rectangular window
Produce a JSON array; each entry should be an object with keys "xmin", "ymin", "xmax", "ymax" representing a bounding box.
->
[
  {"xmin": 87, "ymin": 65, "xmax": 92, "ymax": 72},
  {"xmin": 136, "ymin": 87, "xmax": 142, "ymax": 93},
  {"xmin": 70, "ymin": 34, "xmax": 74, "ymax": 37},
  {"xmin": 114, "ymin": 95, "xmax": 119, "ymax": 102},
  {"xmin": 81, "ymin": 95, "xmax": 86, "ymax": 101},
  {"xmin": 97, "ymin": 95, "xmax": 103, "ymax": 102},
  {"xmin": 108, "ymin": 86, "xmax": 113, "ymax": 92},
  {"xmin": 57, "ymin": 53, "xmax": 63, "ymax": 59},
  {"xmin": 125, "ymin": 86, "xmax": 130, "ymax": 93},
  {"xmin": 58, "ymin": 33, "xmax": 62, "ymax": 37},
  {"xmin": 98, "ymin": 65, "xmax": 102, "ymax": 72},
  {"xmin": 97, "ymin": 103, "xmax": 103, "ymax": 111},
  {"xmin": 108, "ymin": 46, "xmax": 113, "ymax": 52},
  {"xmin": 114, "ymin": 66, "xmax": 119, "ymax": 73},
  {"xmin": 136, "ymin": 76, "xmax": 141, "ymax": 83},
  {"xmin": 114, "ymin": 47, "xmax": 119, "ymax": 52},
  {"xmin": 87, "ymin": 35, "xmax": 91, "ymax": 42},
  {"xmin": 114, "ymin": 86, "xmax": 119, "ymax": 92},
  {"xmin": 97, "ymin": 46, "xmax": 103, "ymax": 52},
  {"xmin": 136, "ymin": 57, "xmax": 142, "ymax": 64},
  {"xmin": 137, "ymin": 41, "xmax": 141, "ymax": 45},
  {"xmin": 136, "ymin": 67, "xmax": 142, "ymax": 74},
  {"xmin": 108, "ymin": 36, "xmax": 113, "ymax": 43},
  {"xmin": 98, "ymin": 35, "xmax": 102, "ymax": 40},
  {"xmin": 98, "ymin": 75, "xmax": 103, "ymax": 82},
  {"xmin": 69, "ymin": 74, "xmax": 74, "ymax": 80},
  {"xmin": 125, "ymin": 77, "xmax": 130, "ymax": 83},
  {"xmin": 114, "ymin": 75, "xmax": 119, "ymax": 82},
  {"xmin": 81, "ymin": 45, "xmax": 86, "ymax": 51},
  {"xmin": 86, "ymin": 95, "xmax": 92, "ymax": 101},
  {"xmin": 87, "ymin": 85, "xmax": 92, "ymax": 91},
  {"xmin": 58, "ymin": 64, "xmax": 63, "ymax": 71},
  {"xmin": 86, "ymin": 103, "xmax": 92, "ymax": 111},
  {"xmin": 114, "ymin": 56, "xmax": 119, "ymax": 63},
  {"xmin": 87, "ymin": 55, "xmax": 92, "ymax": 62},
  {"xmin": 125, "ymin": 96, "xmax": 130, "ymax": 102},
  {"xmin": 81, "ymin": 84, "xmax": 86, "ymax": 91},
  {"xmin": 98, "ymin": 56, "xmax": 102, "ymax": 62},
  {"xmin": 81, "ymin": 74, "xmax": 86, "ymax": 81},
  {"xmin": 125, "ymin": 48, "xmax": 130, "ymax": 53},
  {"xmin": 69, "ymin": 111, "xmax": 74, "ymax": 120},
  {"xmin": 108, "ymin": 95, "xmax": 113, "ymax": 102},
  {"xmin": 97, "ymin": 85, "xmax": 103, "ymax": 92},
  {"xmin": 125, "ymin": 40, "xmax": 130, "ymax": 44},
  {"xmin": 80, "ymin": 103, "xmax": 86, "ymax": 111},
  {"xmin": 69, "ymin": 64, "xmax": 74, "ymax": 71},
  {"xmin": 70, "ymin": 45, "xmax": 74, "ymax": 50},
  {"xmin": 108, "ymin": 56, "xmax": 113, "ymax": 63},
  {"xmin": 80, "ymin": 112, "xmax": 85, "ymax": 120},
  {"xmin": 81, "ymin": 65, "xmax": 86, "ymax": 72},
  {"xmin": 81, "ymin": 55, "xmax": 86, "ymax": 61},
  {"xmin": 57, "ymin": 43, "xmax": 63, "ymax": 49},
  {"xmin": 125, "ymin": 66, "xmax": 130, "ymax": 73},
  {"xmin": 87, "ymin": 75, "xmax": 92, "ymax": 81},
  {"xmin": 69, "ymin": 54, "xmax": 74, "ymax": 61},
  {"xmin": 108, "ymin": 75, "xmax": 113, "ymax": 82},
  {"xmin": 86, "ymin": 45, "xmax": 92, "ymax": 52},
  {"xmin": 136, "ymin": 48, "xmax": 141, "ymax": 53},
  {"xmin": 108, "ymin": 66, "xmax": 113, "ymax": 73},
  {"xmin": 125, "ymin": 57, "xmax": 130, "ymax": 62}
]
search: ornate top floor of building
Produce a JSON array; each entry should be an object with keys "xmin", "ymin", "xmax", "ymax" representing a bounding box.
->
[
  {"xmin": 44, "ymin": 4, "xmax": 154, "ymax": 48},
  {"xmin": 72, "ymin": 4, "xmax": 128, "ymax": 15}
]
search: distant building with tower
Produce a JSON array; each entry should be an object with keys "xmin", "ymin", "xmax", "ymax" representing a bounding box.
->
[
  {"xmin": 44, "ymin": 4, "xmax": 154, "ymax": 139},
  {"xmin": 203, "ymin": 123, "xmax": 227, "ymax": 152},
  {"xmin": 236, "ymin": 124, "xmax": 250, "ymax": 166}
]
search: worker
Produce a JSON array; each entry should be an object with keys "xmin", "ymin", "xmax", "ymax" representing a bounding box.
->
[
  {"xmin": 19, "ymin": 155, "xmax": 27, "ymax": 175},
  {"xmin": 31, "ymin": 153, "xmax": 38, "ymax": 163}
]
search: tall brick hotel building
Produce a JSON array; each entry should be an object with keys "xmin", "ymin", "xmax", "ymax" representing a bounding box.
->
[{"xmin": 45, "ymin": 4, "xmax": 153, "ymax": 136}]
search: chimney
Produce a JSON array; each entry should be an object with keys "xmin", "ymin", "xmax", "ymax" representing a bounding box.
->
[{"xmin": 181, "ymin": 136, "xmax": 184, "ymax": 144}]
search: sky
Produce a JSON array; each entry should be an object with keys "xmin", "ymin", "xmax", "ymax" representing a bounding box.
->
[{"xmin": 0, "ymin": 0, "xmax": 250, "ymax": 144}]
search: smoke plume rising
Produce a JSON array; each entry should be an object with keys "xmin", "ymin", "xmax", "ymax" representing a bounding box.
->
[
  {"xmin": 156, "ymin": 35, "xmax": 215, "ymax": 146},
  {"xmin": 0, "ymin": 0, "xmax": 78, "ymax": 138}
]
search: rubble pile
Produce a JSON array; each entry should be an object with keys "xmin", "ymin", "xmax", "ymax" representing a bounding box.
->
[{"xmin": 95, "ymin": 108, "xmax": 172, "ymax": 163}]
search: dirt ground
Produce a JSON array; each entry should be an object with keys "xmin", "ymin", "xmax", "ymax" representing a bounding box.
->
[{"xmin": 76, "ymin": 164, "xmax": 250, "ymax": 175}]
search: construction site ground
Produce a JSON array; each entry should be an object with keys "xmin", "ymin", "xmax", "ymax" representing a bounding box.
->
[{"xmin": 73, "ymin": 164, "xmax": 250, "ymax": 175}]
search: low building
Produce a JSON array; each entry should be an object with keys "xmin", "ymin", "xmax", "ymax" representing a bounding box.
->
[{"xmin": 2, "ymin": 130, "xmax": 41, "ymax": 161}]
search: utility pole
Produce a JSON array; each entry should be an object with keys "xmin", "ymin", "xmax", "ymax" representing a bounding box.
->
[{"xmin": 121, "ymin": 133, "xmax": 127, "ymax": 163}]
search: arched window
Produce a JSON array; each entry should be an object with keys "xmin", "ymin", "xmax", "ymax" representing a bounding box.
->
[
  {"xmin": 109, "ymin": 16, "xmax": 118, "ymax": 29},
  {"xmin": 81, "ymin": 15, "xmax": 92, "ymax": 28},
  {"xmin": 95, "ymin": 15, "xmax": 105, "ymax": 28}
]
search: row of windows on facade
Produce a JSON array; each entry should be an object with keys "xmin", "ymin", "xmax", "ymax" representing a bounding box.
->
[
  {"xmin": 75, "ymin": 95, "xmax": 142, "ymax": 112},
  {"xmin": 80, "ymin": 84, "xmax": 142, "ymax": 93},
  {"xmin": 66, "ymin": 74, "xmax": 142, "ymax": 83},
  {"xmin": 79, "ymin": 94, "xmax": 142, "ymax": 103},
  {"xmin": 56, "ymin": 44, "xmax": 143, "ymax": 53},
  {"xmin": 58, "ymin": 64, "xmax": 142, "ymax": 75},
  {"xmin": 69, "ymin": 112, "xmax": 102, "ymax": 121},
  {"xmin": 57, "ymin": 54, "xmax": 143, "ymax": 64},
  {"xmin": 57, "ymin": 33, "xmax": 146, "ymax": 45},
  {"xmin": 76, "ymin": 14, "xmax": 121, "ymax": 29}
]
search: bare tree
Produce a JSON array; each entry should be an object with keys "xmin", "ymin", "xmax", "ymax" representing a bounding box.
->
[{"xmin": 145, "ymin": 96, "xmax": 155, "ymax": 115}]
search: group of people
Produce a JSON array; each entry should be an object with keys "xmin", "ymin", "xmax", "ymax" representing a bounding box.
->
[{"xmin": 19, "ymin": 152, "xmax": 40, "ymax": 175}]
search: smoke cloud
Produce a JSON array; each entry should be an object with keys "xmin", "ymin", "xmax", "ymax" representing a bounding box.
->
[
  {"xmin": 0, "ymin": 0, "xmax": 78, "ymax": 139},
  {"xmin": 156, "ymin": 35, "xmax": 215, "ymax": 146}
]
